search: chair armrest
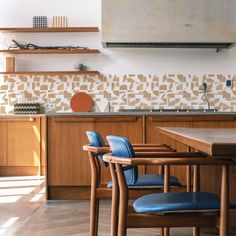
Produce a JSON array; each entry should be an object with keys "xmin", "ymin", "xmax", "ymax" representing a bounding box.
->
[
  {"xmin": 134, "ymin": 152, "xmax": 207, "ymax": 158},
  {"xmin": 103, "ymin": 153, "xmax": 235, "ymax": 166},
  {"xmin": 133, "ymin": 147, "xmax": 175, "ymax": 152},
  {"xmin": 132, "ymin": 144, "xmax": 170, "ymax": 147},
  {"xmin": 83, "ymin": 145, "xmax": 110, "ymax": 153}
]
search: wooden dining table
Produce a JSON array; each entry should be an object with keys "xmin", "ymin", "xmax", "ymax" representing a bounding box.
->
[{"xmin": 158, "ymin": 127, "xmax": 236, "ymax": 235}]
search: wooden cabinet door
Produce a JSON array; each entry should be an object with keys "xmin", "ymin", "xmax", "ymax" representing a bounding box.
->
[
  {"xmin": 0, "ymin": 120, "xmax": 7, "ymax": 166},
  {"xmin": 94, "ymin": 116, "xmax": 144, "ymax": 182},
  {"xmin": 48, "ymin": 116, "xmax": 94, "ymax": 186},
  {"xmin": 145, "ymin": 115, "xmax": 192, "ymax": 184},
  {"xmin": 7, "ymin": 117, "xmax": 40, "ymax": 167}
]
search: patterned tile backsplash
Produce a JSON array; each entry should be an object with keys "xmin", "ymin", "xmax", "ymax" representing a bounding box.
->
[{"xmin": 0, "ymin": 74, "xmax": 236, "ymax": 114}]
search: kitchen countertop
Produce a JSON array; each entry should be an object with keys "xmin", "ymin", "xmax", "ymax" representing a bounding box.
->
[
  {"xmin": 46, "ymin": 111, "xmax": 236, "ymax": 116},
  {"xmin": 1, "ymin": 111, "xmax": 236, "ymax": 117},
  {"xmin": 0, "ymin": 114, "xmax": 46, "ymax": 117}
]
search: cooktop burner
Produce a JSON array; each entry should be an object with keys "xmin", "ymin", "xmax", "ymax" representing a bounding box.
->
[{"xmin": 119, "ymin": 109, "xmax": 218, "ymax": 113}]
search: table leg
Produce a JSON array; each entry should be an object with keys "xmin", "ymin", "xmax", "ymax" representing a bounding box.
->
[
  {"xmin": 164, "ymin": 166, "xmax": 170, "ymax": 236},
  {"xmin": 220, "ymin": 165, "xmax": 229, "ymax": 236},
  {"xmin": 186, "ymin": 166, "xmax": 191, "ymax": 192}
]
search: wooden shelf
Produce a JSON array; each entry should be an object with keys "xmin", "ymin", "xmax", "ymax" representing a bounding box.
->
[
  {"xmin": 0, "ymin": 71, "xmax": 100, "ymax": 75},
  {"xmin": 0, "ymin": 49, "xmax": 100, "ymax": 54},
  {"xmin": 0, "ymin": 27, "xmax": 99, "ymax": 33}
]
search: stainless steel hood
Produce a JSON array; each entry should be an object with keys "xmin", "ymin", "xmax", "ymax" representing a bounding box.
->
[{"xmin": 102, "ymin": 0, "xmax": 236, "ymax": 51}]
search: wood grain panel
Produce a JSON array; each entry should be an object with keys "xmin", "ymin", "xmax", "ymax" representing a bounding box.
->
[
  {"xmin": 0, "ymin": 121, "xmax": 7, "ymax": 166},
  {"xmin": 94, "ymin": 116, "xmax": 144, "ymax": 182},
  {"xmin": 7, "ymin": 118, "xmax": 41, "ymax": 167},
  {"xmin": 146, "ymin": 116, "xmax": 192, "ymax": 184},
  {"xmin": 47, "ymin": 117, "xmax": 94, "ymax": 186}
]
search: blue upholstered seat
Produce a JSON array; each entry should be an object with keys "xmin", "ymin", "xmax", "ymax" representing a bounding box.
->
[
  {"xmin": 133, "ymin": 192, "xmax": 221, "ymax": 213},
  {"xmin": 106, "ymin": 135, "xmax": 181, "ymax": 188},
  {"xmin": 107, "ymin": 174, "xmax": 181, "ymax": 188},
  {"xmin": 133, "ymin": 192, "xmax": 236, "ymax": 213}
]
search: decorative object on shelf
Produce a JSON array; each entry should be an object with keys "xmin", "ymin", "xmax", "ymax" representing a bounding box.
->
[
  {"xmin": 8, "ymin": 40, "xmax": 88, "ymax": 50},
  {"xmin": 14, "ymin": 103, "xmax": 41, "ymax": 114},
  {"xmin": 6, "ymin": 57, "xmax": 15, "ymax": 72},
  {"xmin": 53, "ymin": 16, "xmax": 68, "ymax": 27},
  {"xmin": 70, "ymin": 92, "xmax": 93, "ymax": 112},
  {"xmin": 74, "ymin": 63, "xmax": 86, "ymax": 71},
  {"xmin": 96, "ymin": 100, "xmax": 110, "ymax": 112},
  {"xmin": 33, "ymin": 16, "xmax": 47, "ymax": 28}
]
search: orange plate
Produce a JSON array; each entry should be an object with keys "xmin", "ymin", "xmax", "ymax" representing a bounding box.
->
[{"xmin": 70, "ymin": 92, "xmax": 93, "ymax": 112}]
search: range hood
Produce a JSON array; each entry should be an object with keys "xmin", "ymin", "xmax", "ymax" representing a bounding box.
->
[{"xmin": 102, "ymin": 0, "xmax": 236, "ymax": 51}]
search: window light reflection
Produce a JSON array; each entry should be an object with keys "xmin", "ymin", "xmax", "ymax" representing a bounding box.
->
[
  {"xmin": 0, "ymin": 196, "xmax": 22, "ymax": 204},
  {"xmin": 30, "ymin": 193, "xmax": 44, "ymax": 202}
]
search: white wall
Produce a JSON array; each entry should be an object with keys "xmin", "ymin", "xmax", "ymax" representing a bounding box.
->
[{"xmin": 1, "ymin": 0, "xmax": 236, "ymax": 75}]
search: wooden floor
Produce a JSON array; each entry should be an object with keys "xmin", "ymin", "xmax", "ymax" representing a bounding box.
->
[{"xmin": 0, "ymin": 176, "xmax": 233, "ymax": 236}]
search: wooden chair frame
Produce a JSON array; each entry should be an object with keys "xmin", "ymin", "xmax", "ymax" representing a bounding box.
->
[
  {"xmin": 103, "ymin": 153, "xmax": 235, "ymax": 236},
  {"xmin": 83, "ymin": 145, "xmax": 207, "ymax": 236}
]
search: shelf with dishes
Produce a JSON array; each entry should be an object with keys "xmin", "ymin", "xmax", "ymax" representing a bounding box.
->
[{"xmin": 0, "ymin": 26, "xmax": 100, "ymax": 74}]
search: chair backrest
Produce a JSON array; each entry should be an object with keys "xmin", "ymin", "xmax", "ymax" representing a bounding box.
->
[
  {"xmin": 86, "ymin": 131, "xmax": 108, "ymax": 166},
  {"xmin": 106, "ymin": 135, "xmax": 138, "ymax": 185}
]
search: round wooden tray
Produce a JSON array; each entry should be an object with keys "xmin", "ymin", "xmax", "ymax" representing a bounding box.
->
[{"xmin": 70, "ymin": 92, "xmax": 93, "ymax": 112}]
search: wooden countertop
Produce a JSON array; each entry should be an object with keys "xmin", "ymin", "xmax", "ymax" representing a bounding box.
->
[{"xmin": 159, "ymin": 127, "xmax": 236, "ymax": 157}]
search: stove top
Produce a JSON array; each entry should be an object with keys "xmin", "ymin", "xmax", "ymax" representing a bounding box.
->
[{"xmin": 119, "ymin": 109, "xmax": 218, "ymax": 113}]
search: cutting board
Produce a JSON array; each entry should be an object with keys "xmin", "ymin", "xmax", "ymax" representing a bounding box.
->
[{"xmin": 70, "ymin": 92, "xmax": 93, "ymax": 112}]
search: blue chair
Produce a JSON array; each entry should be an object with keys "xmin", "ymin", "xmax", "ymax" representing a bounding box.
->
[
  {"xmin": 105, "ymin": 135, "xmax": 236, "ymax": 236},
  {"xmin": 84, "ymin": 131, "xmax": 182, "ymax": 236}
]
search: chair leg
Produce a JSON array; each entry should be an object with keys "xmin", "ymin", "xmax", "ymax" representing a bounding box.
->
[
  {"xmin": 110, "ymin": 163, "xmax": 119, "ymax": 236},
  {"xmin": 160, "ymin": 228, "xmax": 164, "ymax": 236},
  {"xmin": 193, "ymin": 227, "xmax": 200, "ymax": 236},
  {"xmin": 116, "ymin": 164, "xmax": 128, "ymax": 236},
  {"xmin": 90, "ymin": 192, "xmax": 99, "ymax": 236},
  {"xmin": 220, "ymin": 165, "xmax": 229, "ymax": 236},
  {"xmin": 193, "ymin": 165, "xmax": 200, "ymax": 236},
  {"xmin": 164, "ymin": 227, "xmax": 169, "ymax": 236}
]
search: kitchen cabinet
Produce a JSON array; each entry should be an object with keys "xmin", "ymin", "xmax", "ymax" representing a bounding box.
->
[
  {"xmin": 0, "ymin": 116, "xmax": 45, "ymax": 176},
  {"xmin": 47, "ymin": 116, "xmax": 144, "ymax": 199},
  {"xmin": 47, "ymin": 116, "xmax": 95, "ymax": 186},
  {"xmin": 46, "ymin": 114, "xmax": 236, "ymax": 202},
  {"xmin": 94, "ymin": 116, "xmax": 144, "ymax": 182},
  {"xmin": 47, "ymin": 116, "xmax": 144, "ymax": 187}
]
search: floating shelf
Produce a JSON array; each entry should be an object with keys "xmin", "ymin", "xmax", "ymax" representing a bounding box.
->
[
  {"xmin": 0, "ymin": 71, "xmax": 100, "ymax": 75},
  {"xmin": 0, "ymin": 49, "xmax": 100, "ymax": 54},
  {"xmin": 0, "ymin": 27, "xmax": 99, "ymax": 33}
]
